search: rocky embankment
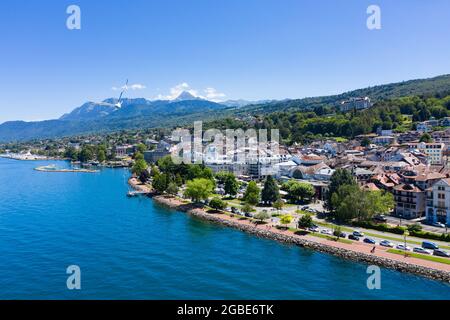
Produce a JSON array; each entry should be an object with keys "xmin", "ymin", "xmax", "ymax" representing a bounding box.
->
[
  {"xmin": 152, "ymin": 195, "xmax": 450, "ymax": 283},
  {"xmin": 128, "ymin": 178, "xmax": 450, "ymax": 282}
]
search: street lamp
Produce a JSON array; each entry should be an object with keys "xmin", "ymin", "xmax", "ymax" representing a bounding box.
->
[{"xmin": 404, "ymin": 230, "xmax": 409, "ymax": 257}]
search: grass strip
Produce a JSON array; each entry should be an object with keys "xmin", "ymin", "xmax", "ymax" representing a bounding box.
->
[{"xmin": 387, "ymin": 249, "xmax": 450, "ymax": 265}]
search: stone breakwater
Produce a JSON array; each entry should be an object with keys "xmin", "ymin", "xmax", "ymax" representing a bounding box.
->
[{"xmin": 151, "ymin": 195, "xmax": 450, "ymax": 283}]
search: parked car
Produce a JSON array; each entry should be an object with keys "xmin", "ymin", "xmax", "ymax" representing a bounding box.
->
[
  {"xmin": 373, "ymin": 215, "xmax": 387, "ymax": 222},
  {"xmin": 334, "ymin": 231, "xmax": 347, "ymax": 238},
  {"xmin": 380, "ymin": 240, "xmax": 394, "ymax": 248},
  {"xmin": 432, "ymin": 222, "xmax": 446, "ymax": 228},
  {"xmin": 422, "ymin": 241, "xmax": 439, "ymax": 250},
  {"xmin": 244, "ymin": 212, "xmax": 253, "ymax": 218},
  {"xmin": 320, "ymin": 229, "xmax": 333, "ymax": 235},
  {"xmin": 413, "ymin": 247, "xmax": 433, "ymax": 255},
  {"xmin": 396, "ymin": 244, "xmax": 411, "ymax": 251},
  {"xmin": 348, "ymin": 234, "xmax": 360, "ymax": 241},
  {"xmin": 353, "ymin": 230, "xmax": 365, "ymax": 237},
  {"xmin": 433, "ymin": 249, "xmax": 450, "ymax": 258},
  {"xmin": 308, "ymin": 225, "xmax": 320, "ymax": 232},
  {"xmin": 363, "ymin": 238, "xmax": 376, "ymax": 245}
]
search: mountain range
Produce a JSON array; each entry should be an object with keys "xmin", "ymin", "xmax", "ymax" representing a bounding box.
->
[{"xmin": 1, "ymin": 74, "xmax": 450, "ymax": 142}]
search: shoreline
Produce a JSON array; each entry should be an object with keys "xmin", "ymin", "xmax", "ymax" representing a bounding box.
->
[{"xmin": 128, "ymin": 178, "xmax": 450, "ymax": 283}]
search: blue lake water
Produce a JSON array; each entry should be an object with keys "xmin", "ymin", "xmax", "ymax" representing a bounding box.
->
[{"xmin": 0, "ymin": 158, "xmax": 449, "ymax": 299}]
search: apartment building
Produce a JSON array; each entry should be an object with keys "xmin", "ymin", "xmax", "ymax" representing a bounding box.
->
[
  {"xmin": 407, "ymin": 142, "xmax": 444, "ymax": 165},
  {"xmin": 393, "ymin": 184, "xmax": 426, "ymax": 219},
  {"xmin": 426, "ymin": 178, "xmax": 450, "ymax": 226}
]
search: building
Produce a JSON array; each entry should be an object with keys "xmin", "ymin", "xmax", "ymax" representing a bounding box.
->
[
  {"xmin": 339, "ymin": 97, "xmax": 371, "ymax": 112},
  {"xmin": 115, "ymin": 144, "xmax": 135, "ymax": 158},
  {"xmin": 426, "ymin": 178, "xmax": 450, "ymax": 226},
  {"xmin": 407, "ymin": 142, "xmax": 444, "ymax": 165},
  {"xmin": 372, "ymin": 135, "xmax": 395, "ymax": 146},
  {"xmin": 393, "ymin": 184, "xmax": 426, "ymax": 219},
  {"xmin": 143, "ymin": 141, "xmax": 172, "ymax": 163}
]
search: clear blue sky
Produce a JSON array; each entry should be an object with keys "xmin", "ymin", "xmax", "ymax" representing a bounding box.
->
[{"xmin": 1, "ymin": 0, "xmax": 450, "ymax": 123}]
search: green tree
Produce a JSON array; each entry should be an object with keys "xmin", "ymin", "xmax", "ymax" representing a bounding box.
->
[
  {"xmin": 153, "ymin": 173, "xmax": 169, "ymax": 194},
  {"xmin": 64, "ymin": 146, "xmax": 79, "ymax": 161},
  {"xmin": 224, "ymin": 174, "xmax": 239, "ymax": 197},
  {"xmin": 282, "ymin": 181, "xmax": 315, "ymax": 204},
  {"xmin": 132, "ymin": 158, "xmax": 148, "ymax": 176},
  {"xmin": 273, "ymin": 199, "xmax": 284, "ymax": 212},
  {"xmin": 136, "ymin": 143, "xmax": 147, "ymax": 154},
  {"xmin": 209, "ymin": 197, "xmax": 227, "ymax": 211},
  {"xmin": 326, "ymin": 169, "xmax": 356, "ymax": 211},
  {"xmin": 97, "ymin": 149, "xmax": 106, "ymax": 163},
  {"xmin": 166, "ymin": 182, "xmax": 179, "ymax": 196},
  {"xmin": 419, "ymin": 133, "xmax": 432, "ymax": 143},
  {"xmin": 78, "ymin": 145, "xmax": 94, "ymax": 163},
  {"xmin": 361, "ymin": 137, "xmax": 371, "ymax": 147},
  {"xmin": 333, "ymin": 226, "xmax": 343, "ymax": 240},
  {"xmin": 261, "ymin": 176, "xmax": 280, "ymax": 205},
  {"xmin": 254, "ymin": 211, "xmax": 270, "ymax": 223},
  {"xmin": 279, "ymin": 214, "xmax": 293, "ymax": 229},
  {"xmin": 297, "ymin": 213, "xmax": 313, "ymax": 229},
  {"xmin": 139, "ymin": 170, "xmax": 151, "ymax": 183},
  {"xmin": 242, "ymin": 203, "xmax": 255, "ymax": 215},
  {"xmin": 184, "ymin": 178, "xmax": 214, "ymax": 203},
  {"xmin": 243, "ymin": 181, "xmax": 261, "ymax": 205}
]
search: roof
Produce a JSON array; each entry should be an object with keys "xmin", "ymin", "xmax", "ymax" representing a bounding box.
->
[{"xmin": 393, "ymin": 184, "xmax": 423, "ymax": 193}]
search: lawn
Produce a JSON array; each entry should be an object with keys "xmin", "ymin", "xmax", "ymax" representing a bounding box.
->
[{"xmin": 387, "ymin": 249, "xmax": 450, "ymax": 265}]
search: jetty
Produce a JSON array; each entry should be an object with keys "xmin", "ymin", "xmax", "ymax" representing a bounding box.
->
[{"xmin": 34, "ymin": 165, "xmax": 99, "ymax": 173}]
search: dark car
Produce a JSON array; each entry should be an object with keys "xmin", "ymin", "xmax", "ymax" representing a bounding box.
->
[
  {"xmin": 422, "ymin": 241, "xmax": 439, "ymax": 250},
  {"xmin": 433, "ymin": 249, "xmax": 450, "ymax": 258},
  {"xmin": 348, "ymin": 234, "xmax": 360, "ymax": 241},
  {"xmin": 363, "ymin": 238, "xmax": 376, "ymax": 244},
  {"xmin": 373, "ymin": 215, "xmax": 387, "ymax": 222}
]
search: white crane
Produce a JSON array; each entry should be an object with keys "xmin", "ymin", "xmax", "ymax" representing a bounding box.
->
[{"xmin": 115, "ymin": 79, "xmax": 129, "ymax": 109}]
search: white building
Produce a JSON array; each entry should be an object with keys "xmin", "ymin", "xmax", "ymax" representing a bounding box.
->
[
  {"xmin": 426, "ymin": 178, "xmax": 450, "ymax": 226},
  {"xmin": 407, "ymin": 142, "xmax": 444, "ymax": 165}
]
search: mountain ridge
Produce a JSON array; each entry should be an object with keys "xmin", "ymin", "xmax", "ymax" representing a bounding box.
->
[{"xmin": 1, "ymin": 74, "xmax": 450, "ymax": 142}]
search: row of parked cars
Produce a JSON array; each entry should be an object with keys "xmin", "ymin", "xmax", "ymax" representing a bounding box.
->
[{"xmin": 308, "ymin": 226, "xmax": 450, "ymax": 258}]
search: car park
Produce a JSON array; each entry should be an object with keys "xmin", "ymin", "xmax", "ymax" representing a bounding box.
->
[
  {"xmin": 413, "ymin": 247, "xmax": 433, "ymax": 255},
  {"xmin": 433, "ymin": 249, "xmax": 450, "ymax": 258},
  {"xmin": 380, "ymin": 240, "xmax": 394, "ymax": 248}
]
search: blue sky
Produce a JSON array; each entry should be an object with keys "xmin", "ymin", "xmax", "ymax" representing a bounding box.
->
[{"xmin": 1, "ymin": 0, "xmax": 450, "ymax": 123}]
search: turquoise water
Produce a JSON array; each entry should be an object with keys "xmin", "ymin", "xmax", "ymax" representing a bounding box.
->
[{"xmin": 0, "ymin": 158, "xmax": 449, "ymax": 299}]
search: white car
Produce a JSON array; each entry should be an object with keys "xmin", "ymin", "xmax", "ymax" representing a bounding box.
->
[
  {"xmin": 432, "ymin": 222, "xmax": 446, "ymax": 228},
  {"xmin": 413, "ymin": 247, "xmax": 433, "ymax": 255},
  {"xmin": 353, "ymin": 230, "xmax": 365, "ymax": 237},
  {"xmin": 396, "ymin": 244, "xmax": 411, "ymax": 251},
  {"xmin": 380, "ymin": 240, "xmax": 395, "ymax": 248},
  {"xmin": 308, "ymin": 226, "xmax": 320, "ymax": 232},
  {"xmin": 320, "ymin": 229, "xmax": 333, "ymax": 235}
]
